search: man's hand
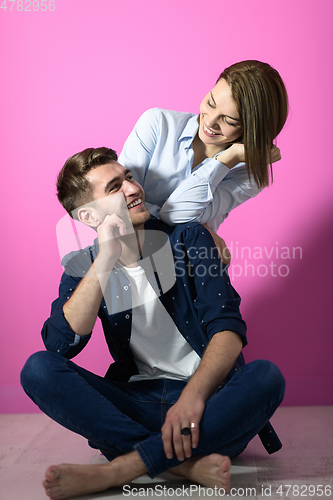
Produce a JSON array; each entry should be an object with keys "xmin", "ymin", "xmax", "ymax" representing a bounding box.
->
[
  {"xmin": 202, "ymin": 225, "xmax": 231, "ymax": 266},
  {"xmin": 96, "ymin": 213, "xmax": 126, "ymax": 266},
  {"xmin": 161, "ymin": 331, "xmax": 243, "ymax": 462},
  {"xmin": 93, "ymin": 191, "xmax": 134, "ymax": 270},
  {"xmin": 161, "ymin": 392, "xmax": 205, "ymax": 461}
]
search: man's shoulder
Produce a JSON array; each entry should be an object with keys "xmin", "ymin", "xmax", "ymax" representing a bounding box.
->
[
  {"xmin": 145, "ymin": 217, "xmax": 213, "ymax": 246},
  {"xmin": 61, "ymin": 244, "xmax": 95, "ymax": 278}
]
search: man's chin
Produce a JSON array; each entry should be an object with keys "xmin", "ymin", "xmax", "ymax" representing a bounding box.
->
[{"xmin": 130, "ymin": 208, "xmax": 150, "ymax": 228}]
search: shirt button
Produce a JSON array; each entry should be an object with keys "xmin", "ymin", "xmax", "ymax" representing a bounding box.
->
[
  {"xmin": 124, "ymin": 286, "xmax": 129, "ymax": 290},
  {"xmin": 125, "ymin": 315, "xmax": 130, "ymax": 319}
]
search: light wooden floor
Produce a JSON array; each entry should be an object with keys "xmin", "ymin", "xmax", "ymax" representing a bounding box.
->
[{"xmin": 0, "ymin": 407, "xmax": 332, "ymax": 500}]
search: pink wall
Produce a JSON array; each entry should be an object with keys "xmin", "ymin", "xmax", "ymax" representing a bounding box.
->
[{"xmin": 1, "ymin": 0, "xmax": 332, "ymax": 413}]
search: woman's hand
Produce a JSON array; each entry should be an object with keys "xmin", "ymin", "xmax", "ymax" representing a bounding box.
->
[
  {"xmin": 217, "ymin": 144, "xmax": 281, "ymax": 169},
  {"xmin": 216, "ymin": 143, "xmax": 245, "ymax": 169}
]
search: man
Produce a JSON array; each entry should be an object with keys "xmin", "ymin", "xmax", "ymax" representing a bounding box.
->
[{"xmin": 21, "ymin": 147, "xmax": 285, "ymax": 500}]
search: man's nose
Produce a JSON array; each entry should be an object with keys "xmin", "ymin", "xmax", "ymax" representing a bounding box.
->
[{"xmin": 122, "ymin": 180, "xmax": 139, "ymax": 196}]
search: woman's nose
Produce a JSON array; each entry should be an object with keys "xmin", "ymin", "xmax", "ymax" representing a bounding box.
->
[{"xmin": 205, "ymin": 111, "xmax": 219, "ymax": 129}]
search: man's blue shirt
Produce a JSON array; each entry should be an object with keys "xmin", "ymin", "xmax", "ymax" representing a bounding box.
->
[{"xmin": 42, "ymin": 218, "xmax": 247, "ymax": 382}]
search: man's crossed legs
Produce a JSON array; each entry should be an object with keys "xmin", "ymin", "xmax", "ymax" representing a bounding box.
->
[{"xmin": 21, "ymin": 352, "xmax": 285, "ymax": 499}]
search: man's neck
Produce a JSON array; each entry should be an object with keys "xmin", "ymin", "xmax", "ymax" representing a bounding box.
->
[{"xmin": 117, "ymin": 225, "xmax": 145, "ymax": 268}]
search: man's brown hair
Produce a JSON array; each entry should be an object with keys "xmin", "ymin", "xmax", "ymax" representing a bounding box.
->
[{"xmin": 57, "ymin": 147, "xmax": 118, "ymax": 217}]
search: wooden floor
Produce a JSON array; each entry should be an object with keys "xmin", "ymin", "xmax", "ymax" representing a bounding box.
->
[{"xmin": 0, "ymin": 407, "xmax": 332, "ymax": 500}]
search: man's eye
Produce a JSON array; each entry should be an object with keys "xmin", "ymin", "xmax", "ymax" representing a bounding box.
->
[{"xmin": 126, "ymin": 175, "xmax": 133, "ymax": 181}]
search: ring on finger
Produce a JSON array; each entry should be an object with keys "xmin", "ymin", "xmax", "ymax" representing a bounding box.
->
[{"xmin": 180, "ymin": 427, "xmax": 191, "ymax": 436}]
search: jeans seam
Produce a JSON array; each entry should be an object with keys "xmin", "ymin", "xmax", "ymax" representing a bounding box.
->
[
  {"xmin": 161, "ymin": 379, "xmax": 168, "ymax": 425},
  {"xmin": 134, "ymin": 443, "xmax": 156, "ymax": 478}
]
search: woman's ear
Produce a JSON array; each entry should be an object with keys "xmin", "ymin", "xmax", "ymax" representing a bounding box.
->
[{"xmin": 77, "ymin": 207, "xmax": 101, "ymax": 228}]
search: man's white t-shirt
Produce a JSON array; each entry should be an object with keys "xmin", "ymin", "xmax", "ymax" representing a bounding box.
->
[{"xmin": 118, "ymin": 263, "xmax": 201, "ymax": 382}]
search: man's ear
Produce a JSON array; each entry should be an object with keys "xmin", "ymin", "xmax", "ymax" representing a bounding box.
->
[{"xmin": 77, "ymin": 207, "xmax": 101, "ymax": 228}]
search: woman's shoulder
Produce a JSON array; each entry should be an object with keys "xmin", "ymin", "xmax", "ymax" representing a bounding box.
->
[{"xmin": 137, "ymin": 107, "xmax": 196, "ymax": 128}]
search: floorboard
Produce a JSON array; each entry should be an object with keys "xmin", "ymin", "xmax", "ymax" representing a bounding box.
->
[{"xmin": 0, "ymin": 407, "xmax": 332, "ymax": 500}]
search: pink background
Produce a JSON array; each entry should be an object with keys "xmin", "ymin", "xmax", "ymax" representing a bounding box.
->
[{"xmin": 1, "ymin": 0, "xmax": 332, "ymax": 413}]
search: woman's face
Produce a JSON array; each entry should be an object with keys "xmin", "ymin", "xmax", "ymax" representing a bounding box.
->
[{"xmin": 198, "ymin": 78, "xmax": 243, "ymax": 150}]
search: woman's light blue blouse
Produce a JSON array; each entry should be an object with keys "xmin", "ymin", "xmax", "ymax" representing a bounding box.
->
[{"xmin": 119, "ymin": 108, "xmax": 263, "ymax": 232}]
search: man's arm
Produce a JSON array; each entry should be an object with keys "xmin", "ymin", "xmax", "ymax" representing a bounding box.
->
[
  {"xmin": 63, "ymin": 214, "xmax": 125, "ymax": 336},
  {"xmin": 161, "ymin": 329, "xmax": 242, "ymax": 461}
]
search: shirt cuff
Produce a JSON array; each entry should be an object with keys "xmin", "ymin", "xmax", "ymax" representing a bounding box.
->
[
  {"xmin": 69, "ymin": 334, "xmax": 81, "ymax": 347},
  {"xmin": 193, "ymin": 158, "xmax": 230, "ymax": 187}
]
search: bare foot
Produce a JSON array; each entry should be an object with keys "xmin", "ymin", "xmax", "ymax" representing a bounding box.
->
[
  {"xmin": 43, "ymin": 451, "xmax": 147, "ymax": 500},
  {"xmin": 169, "ymin": 454, "xmax": 231, "ymax": 493}
]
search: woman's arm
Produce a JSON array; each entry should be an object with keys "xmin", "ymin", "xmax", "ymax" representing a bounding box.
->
[
  {"xmin": 120, "ymin": 109, "xmax": 276, "ymax": 230},
  {"xmin": 159, "ymin": 159, "xmax": 263, "ymax": 230},
  {"xmin": 159, "ymin": 143, "xmax": 281, "ymax": 229}
]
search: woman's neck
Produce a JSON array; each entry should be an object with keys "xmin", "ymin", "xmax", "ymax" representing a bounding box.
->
[{"xmin": 191, "ymin": 134, "xmax": 226, "ymax": 168}]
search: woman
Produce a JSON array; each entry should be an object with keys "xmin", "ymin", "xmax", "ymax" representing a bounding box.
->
[{"xmin": 119, "ymin": 60, "xmax": 288, "ymax": 231}]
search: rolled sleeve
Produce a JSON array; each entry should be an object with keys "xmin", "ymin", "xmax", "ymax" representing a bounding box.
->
[
  {"xmin": 183, "ymin": 224, "xmax": 247, "ymax": 345},
  {"xmin": 41, "ymin": 249, "xmax": 93, "ymax": 358}
]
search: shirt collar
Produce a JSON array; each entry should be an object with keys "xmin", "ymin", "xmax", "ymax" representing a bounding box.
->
[
  {"xmin": 178, "ymin": 114, "xmax": 199, "ymax": 142},
  {"xmin": 178, "ymin": 114, "xmax": 225, "ymax": 158}
]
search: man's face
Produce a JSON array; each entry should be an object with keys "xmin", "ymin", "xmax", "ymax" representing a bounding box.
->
[{"xmin": 85, "ymin": 162, "xmax": 150, "ymax": 228}]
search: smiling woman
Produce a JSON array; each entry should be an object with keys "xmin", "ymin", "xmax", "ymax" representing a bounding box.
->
[{"xmin": 119, "ymin": 60, "xmax": 289, "ymax": 231}]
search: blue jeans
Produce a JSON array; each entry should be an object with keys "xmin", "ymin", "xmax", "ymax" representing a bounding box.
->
[{"xmin": 20, "ymin": 352, "xmax": 285, "ymax": 478}]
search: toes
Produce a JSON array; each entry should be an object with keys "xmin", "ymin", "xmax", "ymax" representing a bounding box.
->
[
  {"xmin": 45, "ymin": 465, "xmax": 59, "ymax": 482},
  {"xmin": 220, "ymin": 456, "xmax": 231, "ymax": 473}
]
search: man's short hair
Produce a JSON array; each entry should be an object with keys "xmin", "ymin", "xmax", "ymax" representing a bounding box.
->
[{"xmin": 57, "ymin": 147, "xmax": 118, "ymax": 217}]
